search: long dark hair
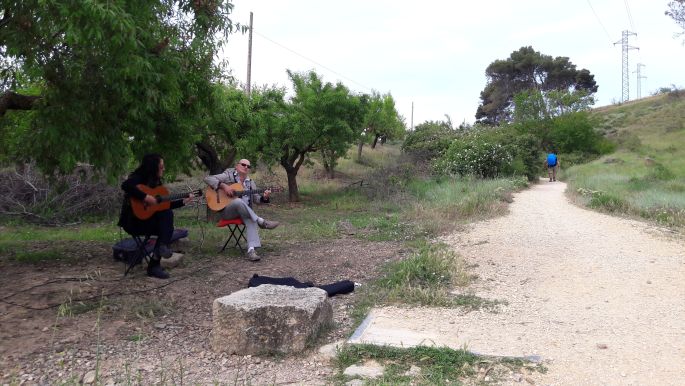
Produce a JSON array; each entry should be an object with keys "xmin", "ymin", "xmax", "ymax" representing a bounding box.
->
[{"xmin": 131, "ymin": 153, "xmax": 163, "ymax": 186}]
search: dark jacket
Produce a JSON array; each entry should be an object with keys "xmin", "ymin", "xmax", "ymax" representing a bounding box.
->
[{"xmin": 118, "ymin": 173, "xmax": 183, "ymax": 233}]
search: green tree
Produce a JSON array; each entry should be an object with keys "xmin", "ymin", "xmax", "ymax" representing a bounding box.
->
[
  {"xmin": 259, "ymin": 70, "xmax": 363, "ymax": 201},
  {"xmin": 476, "ymin": 46, "xmax": 598, "ymax": 125},
  {"xmin": 357, "ymin": 91, "xmax": 405, "ymax": 159},
  {"xmin": 195, "ymin": 82, "xmax": 254, "ymax": 175},
  {"xmin": 0, "ymin": 0, "xmax": 243, "ymax": 179},
  {"xmin": 548, "ymin": 111, "xmax": 606, "ymax": 154}
]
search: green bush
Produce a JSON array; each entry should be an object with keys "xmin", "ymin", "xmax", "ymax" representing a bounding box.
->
[
  {"xmin": 558, "ymin": 151, "xmax": 606, "ymax": 168},
  {"xmin": 549, "ymin": 111, "xmax": 605, "ymax": 154},
  {"xmin": 433, "ymin": 127, "xmax": 541, "ymax": 180},
  {"xmin": 648, "ymin": 163, "xmax": 675, "ymax": 181},
  {"xmin": 589, "ymin": 191, "xmax": 625, "ymax": 212},
  {"xmin": 402, "ymin": 121, "xmax": 458, "ymax": 159},
  {"xmin": 434, "ymin": 134, "xmax": 512, "ymax": 178},
  {"xmin": 505, "ymin": 133, "xmax": 542, "ymax": 180}
]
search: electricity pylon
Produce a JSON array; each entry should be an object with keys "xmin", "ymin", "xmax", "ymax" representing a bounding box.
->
[{"xmin": 614, "ymin": 30, "xmax": 639, "ymax": 102}]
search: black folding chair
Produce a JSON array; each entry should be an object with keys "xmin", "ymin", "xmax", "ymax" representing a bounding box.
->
[{"xmin": 113, "ymin": 232, "xmax": 155, "ymax": 276}]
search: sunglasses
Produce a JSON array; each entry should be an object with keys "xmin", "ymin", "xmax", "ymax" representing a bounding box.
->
[{"xmin": 240, "ymin": 163, "xmax": 251, "ymax": 169}]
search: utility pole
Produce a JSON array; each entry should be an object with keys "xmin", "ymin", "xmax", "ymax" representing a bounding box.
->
[
  {"xmin": 411, "ymin": 102, "xmax": 414, "ymax": 131},
  {"xmin": 633, "ymin": 63, "xmax": 646, "ymax": 99},
  {"xmin": 246, "ymin": 12, "xmax": 254, "ymax": 97},
  {"xmin": 614, "ymin": 30, "xmax": 638, "ymax": 102}
]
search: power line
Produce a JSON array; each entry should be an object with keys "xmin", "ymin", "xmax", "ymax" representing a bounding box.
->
[
  {"xmin": 585, "ymin": 0, "xmax": 612, "ymax": 41},
  {"xmin": 251, "ymin": 29, "xmax": 374, "ymax": 92},
  {"xmin": 624, "ymin": 0, "xmax": 635, "ymax": 31}
]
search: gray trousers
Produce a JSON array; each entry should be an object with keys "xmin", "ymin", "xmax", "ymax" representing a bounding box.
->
[{"xmin": 221, "ymin": 199, "xmax": 261, "ymax": 249}]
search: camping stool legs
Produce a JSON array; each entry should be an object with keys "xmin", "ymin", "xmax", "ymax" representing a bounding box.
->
[
  {"xmin": 217, "ymin": 218, "xmax": 246, "ymax": 253},
  {"xmin": 125, "ymin": 234, "xmax": 154, "ymax": 276}
]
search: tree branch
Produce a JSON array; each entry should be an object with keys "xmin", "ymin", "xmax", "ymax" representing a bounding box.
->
[{"xmin": 0, "ymin": 91, "xmax": 41, "ymax": 116}]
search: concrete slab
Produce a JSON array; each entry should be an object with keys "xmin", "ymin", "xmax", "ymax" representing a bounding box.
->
[{"xmin": 348, "ymin": 307, "xmax": 541, "ymax": 362}]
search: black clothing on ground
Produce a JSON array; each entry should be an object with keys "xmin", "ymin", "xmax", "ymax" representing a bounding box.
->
[{"xmin": 247, "ymin": 274, "xmax": 355, "ymax": 297}]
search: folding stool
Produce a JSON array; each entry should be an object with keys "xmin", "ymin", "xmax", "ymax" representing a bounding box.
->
[
  {"xmin": 217, "ymin": 218, "xmax": 247, "ymax": 253},
  {"xmin": 113, "ymin": 229, "xmax": 189, "ymax": 275},
  {"xmin": 125, "ymin": 234, "xmax": 155, "ymax": 276}
]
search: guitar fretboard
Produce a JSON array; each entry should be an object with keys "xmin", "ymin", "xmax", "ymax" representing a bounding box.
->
[
  {"xmin": 235, "ymin": 189, "xmax": 266, "ymax": 197},
  {"xmin": 157, "ymin": 192, "xmax": 194, "ymax": 202}
]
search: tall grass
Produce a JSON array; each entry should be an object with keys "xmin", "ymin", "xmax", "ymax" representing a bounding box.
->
[
  {"xmin": 405, "ymin": 176, "xmax": 528, "ymax": 235},
  {"xmin": 0, "ymin": 224, "xmax": 120, "ymax": 242},
  {"xmin": 567, "ymin": 93, "xmax": 685, "ymax": 228}
]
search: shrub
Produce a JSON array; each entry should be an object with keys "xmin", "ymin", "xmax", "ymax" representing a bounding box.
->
[
  {"xmin": 0, "ymin": 163, "xmax": 121, "ymax": 225},
  {"xmin": 648, "ymin": 163, "xmax": 675, "ymax": 181},
  {"xmin": 434, "ymin": 135, "xmax": 513, "ymax": 178},
  {"xmin": 588, "ymin": 191, "xmax": 625, "ymax": 212},
  {"xmin": 402, "ymin": 121, "xmax": 458, "ymax": 159},
  {"xmin": 505, "ymin": 133, "xmax": 542, "ymax": 181},
  {"xmin": 558, "ymin": 151, "xmax": 601, "ymax": 168},
  {"xmin": 549, "ymin": 111, "xmax": 605, "ymax": 154}
]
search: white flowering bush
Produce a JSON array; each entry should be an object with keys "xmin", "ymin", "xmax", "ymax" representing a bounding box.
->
[{"xmin": 434, "ymin": 137, "xmax": 513, "ymax": 178}]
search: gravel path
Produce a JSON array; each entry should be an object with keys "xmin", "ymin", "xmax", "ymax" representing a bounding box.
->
[{"xmin": 358, "ymin": 180, "xmax": 685, "ymax": 385}]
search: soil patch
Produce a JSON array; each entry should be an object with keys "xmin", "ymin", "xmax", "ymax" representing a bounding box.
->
[{"xmin": 0, "ymin": 236, "xmax": 408, "ymax": 384}]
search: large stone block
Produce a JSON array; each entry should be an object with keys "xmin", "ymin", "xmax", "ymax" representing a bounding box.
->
[{"xmin": 211, "ymin": 284, "xmax": 333, "ymax": 355}]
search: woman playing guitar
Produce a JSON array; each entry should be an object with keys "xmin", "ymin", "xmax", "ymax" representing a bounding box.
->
[{"xmin": 118, "ymin": 154, "xmax": 195, "ymax": 279}]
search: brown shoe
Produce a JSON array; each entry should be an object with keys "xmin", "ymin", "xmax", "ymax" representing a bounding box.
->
[
  {"xmin": 259, "ymin": 220, "xmax": 280, "ymax": 229},
  {"xmin": 246, "ymin": 249, "xmax": 260, "ymax": 261}
]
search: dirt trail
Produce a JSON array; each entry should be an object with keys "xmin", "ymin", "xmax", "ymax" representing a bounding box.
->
[{"xmin": 356, "ymin": 181, "xmax": 685, "ymax": 385}]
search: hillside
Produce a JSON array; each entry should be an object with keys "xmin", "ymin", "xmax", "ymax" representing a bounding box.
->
[
  {"xmin": 594, "ymin": 91, "xmax": 685, "ymax": 150},
  {"xmin": 565, "ymin": 90, "xmax": 685, "ymax": 228}
]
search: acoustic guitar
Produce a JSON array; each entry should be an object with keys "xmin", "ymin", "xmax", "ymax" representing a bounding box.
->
[
  {"xmin": 130, "ymin": 184, "xmax": 202, "ymax": 220},
  {"xmin": 205, "ymin": 183, "xmax": 282, "ymax": 212}
]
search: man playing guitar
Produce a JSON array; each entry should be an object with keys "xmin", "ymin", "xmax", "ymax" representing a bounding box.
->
[{"xmin": 204, "ymin": 158, "xmax": 279, "ymax": 261}]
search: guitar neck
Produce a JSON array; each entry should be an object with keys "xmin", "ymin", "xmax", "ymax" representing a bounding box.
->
[
  {"xmin": 236, "ymin": 189, "xmax": 265, "ymax": 197},
  {"xmin": 160, "ymin": 192, "xmax": 192, "ymax": 202}
]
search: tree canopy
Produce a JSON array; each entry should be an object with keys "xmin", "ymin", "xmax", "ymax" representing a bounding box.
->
[
  {"xmin": 475, "ymin": 46, "xmax": 598, "ymax": 125},
  {"xmin": 666, "ymin": 0, "xmax": 685, "ymax": 41},
  {"xmin": 256, "ymin": 70, "xmax": 365, "ymax": 201},
  {"xmin": 0, "ymin": 0, "xmax": 243, "ymax": 179},
  {"xmin": 360, "ymin": 91, "xmax": 405, "ymax": 150}
]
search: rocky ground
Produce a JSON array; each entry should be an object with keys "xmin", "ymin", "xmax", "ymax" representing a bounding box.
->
[{"xmin": 0, "ymin": 234, "xmax": 408, "ymax": 385}]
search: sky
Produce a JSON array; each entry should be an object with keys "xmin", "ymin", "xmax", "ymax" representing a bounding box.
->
[{"xmin": 220, "ymin": 0, "xmax": 685, "ymax": 127}]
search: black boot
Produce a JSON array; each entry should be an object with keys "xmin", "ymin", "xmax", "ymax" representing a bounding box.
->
[
  {"xmin": 155, "ymin": 243, "xmax": 173, "ymax": 258},
  {"xmin": 147, "ymin": 258, "xmax": 169, "ymax": 279}
]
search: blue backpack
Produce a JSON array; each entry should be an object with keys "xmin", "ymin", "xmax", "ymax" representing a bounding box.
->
[{"xmin": 547, "ymin": 153, "xmax": 557, "ymax": 167}]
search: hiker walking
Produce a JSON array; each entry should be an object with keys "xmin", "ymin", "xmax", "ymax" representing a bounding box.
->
[{"xmin": 544, "ymin": 152, "xmax": 559, "ymax": 182}]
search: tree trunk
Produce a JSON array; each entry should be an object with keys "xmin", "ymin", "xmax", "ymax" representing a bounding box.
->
[
  {"xmin": 371, "ymin": 134, "xmax": 380, "ymax": 149},
  {"xmin": 357, "ymin": 141, "xmax": 364, "ymax": 160},
  {"xmin": 196, "ymin": 142, "xmax": 235, "ymax": 174},
  {"xmin": 321, "ymin": 149, "xmax": 336, "ymax": 179},
  {"xmin": 286, "ymin": 171, "xmax": 299, "ymax": 202},
  {"xmin": 281, "ymin": 151, "xmax": 306, "ymax": 202}
]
